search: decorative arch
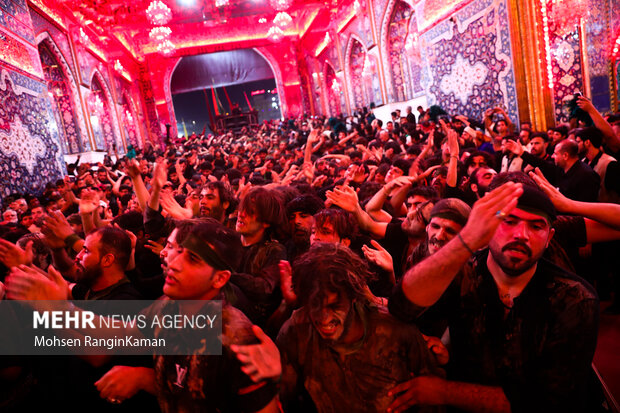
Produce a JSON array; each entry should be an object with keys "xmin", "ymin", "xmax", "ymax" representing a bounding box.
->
[
  {"xmin": 90, "ymin": 70, "xmax": 123, "ymax": 152},
  {"xmin": 36, "ymin": 31, "xmax": 90, "ymax": 153},
  {"xmin": 120, "ymin": 91, "xmax": 141, "ymax": 148},
  {"xmin": 254, "ymin": 47, "xmax": 288, "ymax": 117},
  {"xmin": 324, "ymin": 61, "xmax": 341, "ymax": 117},
  {"xmin": 381, "ymin": 0, "xmax": 414, "ymax": 102},
  {"xmin": 345, "ymin": 34, "xmax": 369, "ymax": 111}
]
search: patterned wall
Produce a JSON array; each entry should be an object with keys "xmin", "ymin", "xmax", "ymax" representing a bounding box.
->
[
  {"xmin": 419, "ymin": 0, "xmax": 519, "ymax": 123},
  {"xmin": 0, "ymin": 0, "xmax": 64, "ymax": 199},
  {"xmin": 549, "ymin": 31, "xmax": 584, "ymax": 123},
  {"xmin": 347, "ymin": 37, "xmax": 368, "ymax": 110},
  {"xmin": 0, "ymin": 68, "xmax": 64, "ymax": 198},
  {"xmin": 387, "ymin": 1, "xmax": 413, "ymax": 102},
  {"xmin": 38, "ymin": 42, "xmax": 84, "ymax": 154}
]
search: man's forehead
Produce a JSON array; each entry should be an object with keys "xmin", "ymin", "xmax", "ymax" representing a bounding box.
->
[
  {"xmin": 429, "ymin": 216, "xmax": 462, "ymax": 230},
  {"xmin": 508, "ymin": 207, "xmax": 549, "ymax": 224}
]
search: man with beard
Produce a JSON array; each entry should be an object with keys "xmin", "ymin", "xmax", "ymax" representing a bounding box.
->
[
  {"xmin": 405, "ymin": 198, "xmax": 471, "ymax": 271},
  {"xmin": 325, "ymin": 184, "xmax": 437, "ymax": 281},
  {"xmin": 199, "ymin": 181, "xmax": 235, "ymax": 224},
  {"xmin": 276, "ymin": 243, "xmax": 444, "ymax": 413},
  {"xmin": 389, "ymin": 182, "xmax": 598, "ymax": 412},
  {"xmin": 70, "ymin": 226, "xmax": 142, "ymax": 300},
  {"xmin": 285, "ymin": 194, "xmax": 324, "ymax": 261}
]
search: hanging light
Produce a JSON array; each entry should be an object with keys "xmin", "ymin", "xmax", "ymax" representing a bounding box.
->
[
  {"xmin": 273, "ymin": 11, "xmax": 292, "ymax": 29},
  {"xmin": 268, "ymin": 0, "xmax": 293, "ymax": 12},
  {"xmin": 548, "ymin": 0, "xmax": 588, "ymax": 37},
  {"xmin": 157, "ymin": 39, "xmax": 175, "ymax": 55},
  {"xmin": 215, "ymin": 0, "xmax": 229, "ymax": 6},
  {"xmin": 267, "ymin": 25, "xmax": 284, "ymax": 42},
  {"xmin": 146, "ymin": 1, "xmax": 172, "ymax": 26},
  {"xmin": 149, "ymin": 26, "xmax": 172, "ymax": 42}
]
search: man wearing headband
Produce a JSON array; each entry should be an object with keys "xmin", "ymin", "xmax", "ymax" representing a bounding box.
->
[{"xmin": 388, "ymin": 180, "xmax": 598, "ymax": 412}]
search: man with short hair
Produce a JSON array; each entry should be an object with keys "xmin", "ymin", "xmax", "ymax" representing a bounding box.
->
[
  {"xmin": 575, "ymin": 126, "xmax": 620, "ymax": 202},
  {"xmin": 285, "ymin": 194, "xmax": 324, "ymax": 261},
  {"xmin": 389, "ymin": 182, "xmax": 598, "ymax": 411},
  {"xmin": 552, "ymin": 139, "xmax": 600, "ymax": 202}
]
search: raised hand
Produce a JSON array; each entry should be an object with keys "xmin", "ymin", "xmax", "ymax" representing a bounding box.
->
[
  {"xmin": 461, "ymin": 182, "xmax": 523, "ymax": 251},
  {"xmin": 325, "ymin": 184, "xmax": 359, "ymax": 213},
  {"xmin": 529, "ymin": 168, "xmax": 571, "ymax": 212},
  {"xmin": 362, "ymin": 240, "xmax": 394, "ymax": 273},
  {"xmin": 44, "ymin": 210, "xmax": 75, "ymax": 242},
  {"xmin": 279, "ymin": 260, "xmax": 297, "ymax": 305},
  {"xmin": 230, "ymin": 325, "xmax": 282, "ymax": 383},
  {"xmin": 422, "ymin": 334, "xmax": 449, "ymax": 366},
  {"xmin": 95, "ymin": 366, "xmax": 155, "ymax": 403},
  {"xmin": 0, "ymin": 238, "xmax": 33, "ymax": 268},
  {"xmin": 5, "ymin": 264, "xmax": 70, "ymax": 301}
]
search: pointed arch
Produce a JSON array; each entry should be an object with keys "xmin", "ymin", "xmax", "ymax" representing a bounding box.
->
[
  {"xmin": 36, "ymin": 31, "xmax": 90, "ymax": 153},
  {"xmin": 90, "ymin": 69, "xmax": 123, "ymax": 152},
  {"xmin": 345, "ymin": 34, "xmax": 369, "ymax": 110},
  {"xmin": 380, "ymin": 0, "xmax": 414, "ymax": 102}
]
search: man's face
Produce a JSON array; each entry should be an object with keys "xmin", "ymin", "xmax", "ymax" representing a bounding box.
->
[
  {"xmin": 473, "ymin": 167, "xmax": 497, "ymax": 197},
  {"xmin": 529, "ymin": 137, "xmax": 547, "ymax": 157},
  {"xmin": 309, "ymin": 290, "xmax": 353, "ymax": 342},
  {"xmin": 97, "ymin": 171, "xmax": 107, "ymax": 181},
  {"xmin": 551, "ymin": 131, "xmax": 564, "ymax": 145},
  {"xmin": 488, "ymin": 208, "xmax": 553, "ymax": 277},
  {"xmin": 14, "ymin": 199, "xmax": 28, "ymax": 214},
  {"xmin": 161, "ymin": 229, "xmax": 219, "ymax": 300},
  {"xmin": 289, "ymin": 211, "xmax": 313, "ymax": 244},
  {"xmin": 20, "ymin": 215, "xmax": 33, "ymax": 227},
  {"xmin": 387, "ymin": 122, "xmax": 394, "ymax": 132},
  {"xmin": 519, "ymin": 130, "xmax": 531, "ymax": 145},
  {"xmin": 552, "ymin": 146, "xmax": 567, "ymax": 169},
  {"xmin": 75, "ymin": 233, "xmax": 104, "ymax": 286},
  {"xmin": 31, "ymin": 206, "xmax": 46, "ymax": 222},
  {"xmin": 431, "ymin": 173, "xmax": 446, "ymax": 193},
  {"xmin": 199, "ymin": 188, "xmax": 227, "ymax": 221},
  {"xmin": 385, "ymin": 166, "xmax": 404, "ymax": 183},
  {"xmin": 236, "ymin": 208, "xmax": 266, "ymax": 239},
  {"xmin": 426, "ymin": 217, "xmax": 462, "ymax": 255},
  {"xmin": 310, "ymin": 220, "xmax": 345, "ymax": 245},
  {"xmin": 575, "ymin": 137, "xmax": 586, "ymax": 157},
  {"xmin": 401, "ymin": 201, "xmax": 433, "ymax": 238},
  {"xmin": 3, "ymin": 210, "xmax": 17, "ymax": 223},
  {"xmin": 467, "ymin": 156, "xmax": 487, "ymax": 176},
  {"xmin": 496, "ymin": 120, "xmax": 508, "ymax": 134}
]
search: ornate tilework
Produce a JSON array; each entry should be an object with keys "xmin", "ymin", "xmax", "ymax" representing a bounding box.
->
[
  {"xmin": 30, "ymin": 9, "xmax": 76, "ymax": 76},
  {"xmin": 549, "ymin": 31, "xmax": 583, "ymax": 123},
  {"xmin": 387, "ymin": 1, "xmax": 413, "ymax": 102},
  {"xmin": 346, "ymin": 36, "xmax": 368, "ymax": 110},
  {"xmin": 420, "ymin": 0, "xmax": 518, "ymax": 124},
  {"xmin": 0, "ymin": 68, "xmax": 64, "ymax": 198}
]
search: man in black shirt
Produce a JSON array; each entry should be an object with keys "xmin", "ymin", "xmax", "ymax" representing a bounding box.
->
[{"xmin": 389, "ymin": 182, "xmax": 598, "ymax": 412}]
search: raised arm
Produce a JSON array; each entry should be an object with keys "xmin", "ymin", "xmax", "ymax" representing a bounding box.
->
[
  {"xmin": 326, "ymin": 185, "xmax": 389, "ymax": 239},
  {"xmin": 401, "ymin": 182, "xmax": 522, "ymax": 307}
]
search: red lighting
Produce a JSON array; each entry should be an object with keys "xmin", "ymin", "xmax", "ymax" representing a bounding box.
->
[{"xmin": 251, "ymin": 89, "xmax": 266, "ymax": 96}]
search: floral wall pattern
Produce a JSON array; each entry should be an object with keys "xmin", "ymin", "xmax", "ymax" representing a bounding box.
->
[
  {"xmin": 549, "ymin": 31, "xmax": 584, "ymax": 123},
  {"xmin": 0, "ymin": 67, "xmax": 64, "ymax": 198},
  {"xmin": 39, "ymin": 42, "xmax": 83, "ymax": 154},
  {"xmin": 347, "ymin": 37, "xmax": 368, "ymax": 110},
  {"xmin": 387, "ymin": 1, "xmax": 413, "ymax": 102},
  {"xmin": 420, "ymin": 0, "xmax": 519, "ymax": 124}
]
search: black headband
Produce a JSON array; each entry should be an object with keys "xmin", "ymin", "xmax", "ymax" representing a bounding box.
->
[{"xmin": 181, "ymin": 233, "xmax": 232, "ymax": 272}]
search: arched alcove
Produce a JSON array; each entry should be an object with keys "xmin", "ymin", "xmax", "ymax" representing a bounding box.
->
[
  {"xmin": 38, "ymin": 41, "xmax": 83, "ymax": 154},
  {"xmin": 387, "ymin": 1, "xmax": 414, "ymax": 102}
]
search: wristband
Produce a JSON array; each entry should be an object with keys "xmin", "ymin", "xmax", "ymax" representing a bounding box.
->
[
  {"xmin": 64, "ymin": 233, "xmax": 82, "ymax": 249},
  {"xmin": 457, "ymin": 233, "xmax": 475, "ymax": 255}
]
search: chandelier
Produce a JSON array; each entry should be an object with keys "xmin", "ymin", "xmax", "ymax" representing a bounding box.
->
[
  {"xmin": 273, "ymin": 12, "xmax": 292, "ymax": 29},
  {"xmin": 267, "ymin": 26, "xmax": 284, "ymax": 42},
  {"xmin": 149, "ymin": 26, "xmax": 172, "ymax": 42},
  {"xmin": 215, "ymin": 0, "xmax": 229, "ymax": 6},
  {"xmin": 269, "ymin": 0, "xmax": 293, "ymax": 12},
  {"xmin": 157, "ymin": 39, "xmax": 175, "ymax": 55},
  {"xmin": 547, "ymin": 0, "xmax": 588, "ymax": 37},
  {"xmin": 146, "ymin": 1, "xmax": 172, "ymax": 26}
]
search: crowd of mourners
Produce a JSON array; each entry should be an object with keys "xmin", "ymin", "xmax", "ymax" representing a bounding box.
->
[{"xmin": 0, "ymin": 95, "xmax": 619, "ymax": 412}]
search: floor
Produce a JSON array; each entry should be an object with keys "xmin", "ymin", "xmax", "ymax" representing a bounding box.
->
[{"xmin": 594, "ymin": 301, "xmax": 620, "ymax": 409}]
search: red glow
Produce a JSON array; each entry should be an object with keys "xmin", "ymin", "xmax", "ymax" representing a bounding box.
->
[{"xmin": 251, "ymin": 89, "xmax": 265, "ymax": 96}]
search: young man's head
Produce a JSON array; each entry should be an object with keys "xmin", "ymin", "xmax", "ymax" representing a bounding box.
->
[
  {"xmin": 236, "ymin": 187, "xmax": 286, "ymax": 244},
  {"xmin": 426, "ymin": 198, "xmax": 471, "ymax": 255},
  {"xmin": 161, "ymin": 219, "xmax": 243, "ymax": 300},
  {"xmin": 311, "ymin": 208, "xmax": 357, "ymax": 247},
  {"xmin": 199, "ymin": 181, "xmax": 235, "ymax": 223},
  {"xmin": 528, "ymin": 132, "xmax": 549, "ymax": 158},
  {"xmin": 464, "ymin": 151, "xmax": 493, "ymax": 177},
  {"xmin": 293, "ymin": 242, "xmax": 373, "ymax": 342},
  {"xmin": 469, "ymin": 166, "xmax": 497, "ymax": 198},
  {"xmin": 75, "ymin": 227, "xmax": 131, "ymax": 287},
  {"xmin": 574, "ymin": 127, "xmax": 604, "ymax": 157},
  {"xmin": 550, "ymin": 126, "xmax": 568, "ymax": 145},
  {"xmin": 488, "ymin": 184, "xmax": 555, "ymax": 277},
  {"xmin": 287, "ymin": 194, "xmax": 324, "ymax": 246}
]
